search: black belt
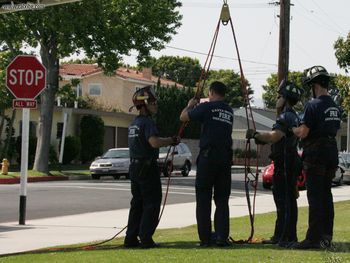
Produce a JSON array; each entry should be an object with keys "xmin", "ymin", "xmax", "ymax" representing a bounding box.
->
[
  {"xmin": 303, "ymin": 136, "xmax": 336, "ymax": 149},
  {"xmin": 130, "ymin": 158, "xmax": 155, "ymax": 164}
]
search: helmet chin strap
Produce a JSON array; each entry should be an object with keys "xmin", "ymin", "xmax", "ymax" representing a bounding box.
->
[
  {"xmin": 140, "ymin": 101, "xmax": 152, "ymax": 116},
  {"xmin": 276, "ymin": 96, "xmax": 286, "ymax": 116},
  {"xmin": 312, "ymin": 87, "xmax": 316, "ymax": 99}
]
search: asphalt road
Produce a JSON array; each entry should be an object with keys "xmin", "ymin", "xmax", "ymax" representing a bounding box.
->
[{"xmin": 0, "ymin": 173, "xmax": 270, "ymax": 223}]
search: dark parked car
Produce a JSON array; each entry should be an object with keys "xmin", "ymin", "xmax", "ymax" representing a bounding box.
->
[
  {"xmin": 89, "ymin": 148, "xmax": 130, "ymax": 180},
  {"xmin": 157, "ymin": 143, "xmax": 192, "ymax": 177}
]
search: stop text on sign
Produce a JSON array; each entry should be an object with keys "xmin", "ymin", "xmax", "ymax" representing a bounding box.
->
[{"xmin": 8, "ymin": 69, "xmax": 45, "ymax": 86}]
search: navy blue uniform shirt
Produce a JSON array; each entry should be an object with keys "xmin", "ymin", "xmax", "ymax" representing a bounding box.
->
[
  {"xmin": 270, "ymin": 107, "xmax": 300, "ymax": 166},
  {"xmin": 188, "ymin": 101, "xmax": 233, "ymax": 150},
  {"xmin": 273, "ymin": 108, "xmax": 299, "ymax": 135},
  {"xmin": 301, "ymin": 95, "xmax": 340, "ymax": 139},
  {"xmin": 128, "ymin": 115, "xmax": 159, "ymax": 159}
]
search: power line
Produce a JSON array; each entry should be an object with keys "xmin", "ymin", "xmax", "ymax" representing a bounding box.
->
[
  {"xmin": 293, "ymin": 0, "xmax": 344, "ymax": 36},
  {"xmin": 165, "ymin": 45, "xmax": 278, "ymax": 67},
  {"xmin": 182, "ymin": 2, "xmax": 274, "ymax": 9},
  {"xmin": 310, "ymin": 0, "xmax": 345, "ymax": 34}
]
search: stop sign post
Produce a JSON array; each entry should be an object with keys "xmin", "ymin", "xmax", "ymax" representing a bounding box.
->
[{"xmin": 6, "ymin": 55, "xmax": 46, "ymax": 225}]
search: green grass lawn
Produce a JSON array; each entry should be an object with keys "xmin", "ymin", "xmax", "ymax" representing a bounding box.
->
[
  {"xmin": 1, "ymin": 201, "xmax": 349, "ymax": 263},
  {"xmin": 0, "ymin": 164, "xmax": 90, "ymax": 179}
]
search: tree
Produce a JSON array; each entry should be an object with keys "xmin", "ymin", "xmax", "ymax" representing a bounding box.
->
[
  {"xmin": 155, "ymin": 84, "xmax": 200, "ymax": 139},
  {"xmin": 262, "ymin": 71, "xmax": 349, "ymax": 115},
  {"xmin": 334, "ymin": 32, "xmax": 350, "ymax": 73},
  {"xmin": 262, "ymin": 71, "xmax": 305, "ymax": 109},
  {"xmin": 333, "ymin": 74, "xmax": 350, "ymax": 113},
  {"xmin": 334, "ymin": 33, "xmax": 350, "ymax": 112},
  {"xmin": 151, "ymin": 55, "xmax": 202, "ymax": 87},
  {"xmin": 204, "ymin": 69, "xmax": 253, "ymax": 108},
  {"xmin": 0, "ymin": 0, "xmax": 182, "ymax": 173},
  {"xmin": 0, "ymin": 51, "xmax": 16, "ymax": 160}
]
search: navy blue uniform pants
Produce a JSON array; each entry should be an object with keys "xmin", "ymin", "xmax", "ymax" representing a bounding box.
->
[
  {"xmin": 272, "ymin": 170, "xmax": 298, "ymax": 242},
  {"xmin": 305, "ymin": 171, "xmax": 334, "ymax": 243},
  {"xmin": 125, "ymin": 160, "xmax": 162, "ymax": 243},
  {"xmin": 195, "ymin": 153, "xmax": 232, "ymax": 244}
]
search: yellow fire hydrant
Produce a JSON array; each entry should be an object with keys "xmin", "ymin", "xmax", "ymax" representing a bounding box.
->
[{"xmin": 1, "ymin": 158, "xmax": 10, "ymax": 175}]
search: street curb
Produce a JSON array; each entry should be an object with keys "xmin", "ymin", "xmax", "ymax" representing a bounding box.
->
[
  {"xmin": 0, "ymin": 176, "xmax": 69, "ymax": 184},
  {"xmin": 68, "ymin": 175, "xmax": 91, "ymax": 180}
]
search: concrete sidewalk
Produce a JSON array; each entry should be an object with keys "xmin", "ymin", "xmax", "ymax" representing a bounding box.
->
[{"xmin": 1, "ymin": 185, "xmax": 349, "ymax": 255}]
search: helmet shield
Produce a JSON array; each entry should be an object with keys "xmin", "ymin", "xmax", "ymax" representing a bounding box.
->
[
  {"xmin": 303, "ymin": 65, "xmax": 330, "ymax": 86},
  {"xmin": 131, "ymin": 85, "xmax": 157, "ymax": 109},
  {"xmin": 279, "ymin": 82, "xmax": 304, "ymax": 102}
]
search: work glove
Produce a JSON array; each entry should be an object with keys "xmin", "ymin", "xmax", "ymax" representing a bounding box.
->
[
  {"xmin": 254, "ymin": 133, "xmax": 267, "ymax": 145},
  {"xmin": 246, "ymin": 129, "xmax": 257, "ymax": 140},
  {"xmin": 170, "ymin": 136, "xmax": 181, "ymax": 146},
  {"xmin": 246, "ymin": 129, "xmax": 266, "ymax": 145}
]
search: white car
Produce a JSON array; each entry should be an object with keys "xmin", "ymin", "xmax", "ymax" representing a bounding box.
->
[
  {"xmin": 338, "ymin": 154, "xmax": 350, "ymax": 184},
  {"xmin": 90, "ymin": 148, "xmax": 130, "ymax": 180},
  {"xmin": 157, "ymin": 143, "xmax": 192, "ymax": 177}
]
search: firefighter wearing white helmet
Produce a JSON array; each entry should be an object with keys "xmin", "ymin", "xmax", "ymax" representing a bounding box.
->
[
  {"xmin": 292, "ymin": 66, "xmax": 341, "ymax": 249},
  {"xmin": 124, "ymin": 85, "xmax": 180, "ymax": 249}
]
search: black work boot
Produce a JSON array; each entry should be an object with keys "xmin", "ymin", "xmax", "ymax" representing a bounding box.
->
[
  {"xmin": 216, "ymin": 238, "xmax": 232, "ymax": 247},
  {"xmin": 140, "ymin": 238, "xmax": 160, "ymax": 249},
  {"xmin": 292, "ymin": 239, "xmax": 321, "ymax": 249},
  {"xmin": 262, "ymin": 236, "xmax": 279, "ymax": 245},
  {"xmin": 278, "ymin": 238, "xmax": 298, "ymax": 248},
  {"xmin": 199, "ymin": 241, "xmax": 211, "ymax": 248},
  {"xmin": 124, "ymin": 236, "xmax": 140, "ymax": 248}
]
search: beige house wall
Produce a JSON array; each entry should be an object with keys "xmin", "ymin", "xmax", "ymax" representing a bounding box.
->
[
  {"xmin": 77, "ymin": 73, "xmax": 151, "ymax": 113},
  {"xmin": 2, "ymin": 107, "xmax": 133, "ymax": 160},
  {"xmin": 3, "ymin": 108, "xmax": 63, "ymax": 151}
]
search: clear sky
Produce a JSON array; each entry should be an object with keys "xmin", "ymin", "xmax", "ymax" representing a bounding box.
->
[{"xmin": 122, "ymin": 0, "xmax": 350, "ymax": 107}]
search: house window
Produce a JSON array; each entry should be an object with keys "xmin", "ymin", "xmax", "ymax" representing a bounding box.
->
[
  {"xmin": 57, "ymin": 122, "xmax": 63, "ymax": 139},
  {"xmin": 88, "ymin": 83, "xmax": 102, "ymax": 96},
  {"xmin": 76, "ymin": 84, "xmax": 82, "ymax": 98}
]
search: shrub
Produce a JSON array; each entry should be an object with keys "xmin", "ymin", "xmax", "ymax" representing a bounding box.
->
[
  {"xmin": 234, "ymin": 148, "xmax": 244, "ymax": 158},
  {"xmin": 49, "ymin": 145, "xmax": 58, "ymax": 165},
  {"xmin": 62, "ymin": 136, "xmax": 81, "ymax": 164},
  {"xmin": 80, "ymin": 115, "xmax": 104, "ymax": 163},
  {"xmin": 15, "ymin": 136, "xmax": 37, "ymax": 165},
  {"xmin": 234, "ymin": 148, "xmax": 257, "ymax": 158}
]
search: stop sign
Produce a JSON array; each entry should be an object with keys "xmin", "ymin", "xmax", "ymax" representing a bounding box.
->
[{"xmin": 6, "ymin": 55, "xmax": 46, "ymax": 99}]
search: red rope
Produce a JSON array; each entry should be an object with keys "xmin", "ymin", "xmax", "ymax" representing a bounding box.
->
[{"xmin": 227, "ymin": 11, "xmax": 259, "ymax": 244}]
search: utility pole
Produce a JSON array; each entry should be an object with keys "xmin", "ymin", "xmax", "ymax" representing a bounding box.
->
[
  {"xmin": 347, "ymin": 112, "xmax": 350, "ymax": 152},
  {"xmin": 277, "ymin": 0, "xmax": 291, "ymax": 85}
]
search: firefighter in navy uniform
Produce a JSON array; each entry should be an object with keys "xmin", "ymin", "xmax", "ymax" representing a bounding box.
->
[
  {"xmin": 292, "ymin": 66, "xmax": 341, "ymax": 249},
  {"xmin": 246, "ymin": 82, "xmax": 304, "ymax": 247},
  {"xmin": 124, "ymin": 86, "xmax": 179, "ymax": 249},
  {"xmin": 180, "ymin": 81, "xmax": 234, "ymax": 247}
]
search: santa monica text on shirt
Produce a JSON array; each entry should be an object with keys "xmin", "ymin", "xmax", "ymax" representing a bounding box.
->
[
  {"xmin": 324, "ymin": 107, "xmax": 341, "ymax": 122},
  {"xmin": 211, "ymin": 109, "xmax": 233, "ymax": 125}
]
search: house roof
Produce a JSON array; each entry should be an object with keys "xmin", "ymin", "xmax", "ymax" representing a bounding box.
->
[
  {"xmin": 60, "ymin": 64, "xmax": 102, "ymax": 77},
  {"xmin": 59, "ymin": 64, "xmax": 183, "ymax": 87},
  {"xmin": 233, "ymin": 107, "xmax": 276, "ymax": 131}
]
